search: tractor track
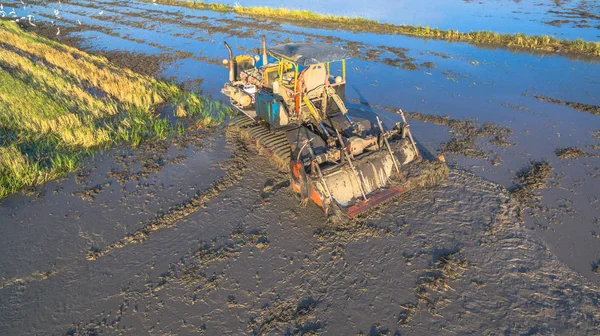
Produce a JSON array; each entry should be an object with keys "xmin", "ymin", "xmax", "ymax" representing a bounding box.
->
[
  {"xmin": 86, "ymin": 127, "xmax": 250, "ymax": 261},
  {"xmin": 229, "ymin": 115, "xmax": 292, "ymax": 172}
]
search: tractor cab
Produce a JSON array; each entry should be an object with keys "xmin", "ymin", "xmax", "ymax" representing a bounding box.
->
[{"xmin": 222, "ymin": 40, "xmax": 361, "ymax": 136}]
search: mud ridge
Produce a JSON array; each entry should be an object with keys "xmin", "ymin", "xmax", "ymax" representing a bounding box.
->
[
  {"xmin": 555, "ymin": 146, "xmax": 600, "ymax": 159},
  {"xmin": 67, "ymin": 229, "xmax": 268, "ymax": 335},
  {"xmin": 414, "ymin": 250, "xmax": 468, "ymax": 317},
  {"xmin": 86, "ymin": 129, "xmax": 249, "ymax": 260},
  {"xmin": 509, "ymin": 160, "xmax": 553, "ymax": 210},
  {"xmin": 248, "ymin": 296, "xmax": 324, "ymax": 335},
  {"xmin": 150, "ymin": 229, "xmax": 268, "ymax": 295},
  {"xmin": 72, "ymin": 182, "xmax": 111, "ymax": 201},
  {"xmin": 532, "ymin": 94, "xmax": 600, "ymax": 116},
  {"xmin": 0, "ymin": 267, "xmax": 62, "ymax": 291}
]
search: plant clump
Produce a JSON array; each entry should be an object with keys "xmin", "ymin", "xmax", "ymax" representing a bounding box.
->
[
  {"xmin": 555, "ymin": 146, "xmax": 597, "ymax": 159},
  {"xmin": 509, "ymin": 161, "xmax": 553, "ymax": 208},
  {"xmin": 414, "ymin": 251, "xmax": 468, "ymax": 316}
]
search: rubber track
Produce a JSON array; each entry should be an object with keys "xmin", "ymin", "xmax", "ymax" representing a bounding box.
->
[{"xmin": 230, "ymin": 115, "xmax": 291, "ymax": 171}]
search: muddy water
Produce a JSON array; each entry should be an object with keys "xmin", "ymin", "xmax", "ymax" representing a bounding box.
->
[
  {"xmin": 1, "ymin": 0, "xmax": 600, "ymax": 334},
  {"xmin": 216, "ymin": 0, "xmax": 600, "ymax": 41}
]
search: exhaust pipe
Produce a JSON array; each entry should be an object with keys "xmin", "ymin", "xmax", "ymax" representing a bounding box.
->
[
  {"xmin": 224, "ymin": 41, "xmax": 234, "ymax": 82},
  {"xmin": 262, "ymin": 35, "xmax": 268, "ymax": 66}
]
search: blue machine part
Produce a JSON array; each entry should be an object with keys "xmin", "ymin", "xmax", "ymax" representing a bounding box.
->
[
  {"xmin": 254, "ymin": 55, "xmax": 279, "ymax": 68},
  {"xmin": 255, "ymin": 92, "xmax": 281, "ymax": 126}
]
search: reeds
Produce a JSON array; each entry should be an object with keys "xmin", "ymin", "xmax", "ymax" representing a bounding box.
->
[
  {"xmin": 0, "ymin": 21, "xmax": 229, "ymax": 198},
  {"xmin": 144, "ymin": 0, "xmax": 600, "ymax": 57}
]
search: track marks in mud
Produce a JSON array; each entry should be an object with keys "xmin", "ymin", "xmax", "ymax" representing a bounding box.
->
[
  {"xmin": 86, "ymin": 132, "xmax": 249, "ymax": 260},
  {"xmin": 151, "ymin": 229, "xmax": 268, "ymax": 297},
  {"xmin": 68, "ymin": 228, "xmax": 268, "ymax": 335}
]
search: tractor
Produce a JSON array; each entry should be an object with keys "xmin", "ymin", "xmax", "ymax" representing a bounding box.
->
[{"xmin": 222, "ymin": 38, "xmax": 447, "ymax": 217}]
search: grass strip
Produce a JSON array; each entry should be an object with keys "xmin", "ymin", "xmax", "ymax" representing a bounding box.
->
[
  {"xmin": 141, "ymin": 0, "xmax": 600, "ymax": 58},
  {"xmin": 0, "ymin": 21, "xmax": 229, "ymax": 199}
]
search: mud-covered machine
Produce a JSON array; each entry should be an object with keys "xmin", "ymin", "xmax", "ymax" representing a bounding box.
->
[{"xmin": 222, "ymin": 38, "xmax": 448, "ymax": 217}]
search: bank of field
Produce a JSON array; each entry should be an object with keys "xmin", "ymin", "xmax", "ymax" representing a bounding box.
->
[
  {"xmin": 0, "ymin": 21, "xmax": 228, "ymax": 199},
  {"xmin": 144, "ymin": 0, "xmax": 600, "ymax": 58}
]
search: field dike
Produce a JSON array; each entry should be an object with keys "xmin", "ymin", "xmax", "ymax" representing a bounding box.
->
[
  {"xmin": 86, "ymin": 129, "xmax": 249, "ymax": 260},
  {"xmin": 140, "ymin": 0, "xmax": 600, "ymax": 58},
  {"xmin": 0, "ymin": 21, "xmax": 228, "ymax": 199}
]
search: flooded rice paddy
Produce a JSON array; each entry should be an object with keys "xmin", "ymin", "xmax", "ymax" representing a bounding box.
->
[{"xmin": 1, "ymin": 0, "xmax": 600, "ymax": 334}]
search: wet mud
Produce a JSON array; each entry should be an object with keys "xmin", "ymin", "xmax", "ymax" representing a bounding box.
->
[
  {"xmin": 7, "ymin": 154, "xmax": 595, "ymax": 335},
  {"xmin": 87, "ymin": 129, "xmax": 248, "ymax": 260}
]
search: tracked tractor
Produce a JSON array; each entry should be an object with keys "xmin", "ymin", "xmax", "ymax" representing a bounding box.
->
[{"xmin": 222, "ymin": 38, "xmax": 448, "ymax": 218}]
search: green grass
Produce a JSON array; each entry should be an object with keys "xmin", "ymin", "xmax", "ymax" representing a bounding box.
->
[
  {"xmin": 0, "ymin": 21, "xmax": 230, "ymax": 199},
  {"xmin": 143, "ymin": 0, "xmax": 600, "ymax": 58}
]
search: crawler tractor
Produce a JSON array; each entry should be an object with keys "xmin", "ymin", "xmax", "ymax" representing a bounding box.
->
[{"xmin": 222, "ymin": 38, "xmax": 448, "ymax": 217}]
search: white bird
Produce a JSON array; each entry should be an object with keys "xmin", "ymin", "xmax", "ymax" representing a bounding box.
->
[
  {"xmin": 98, "ymin": 10, "xmax": 103, "ymax": 15},
  {"xmin": 77, "ymin": 19, "xmax": 81, "ymax": 25},
  {"xmin": 20, "ymin": 0, "xmax": 25, "ymax": 4},
  {"xmin": 28, "ymin": 14, "xmax": 35, "ymax": 26},
  {"xmin": 56, "ymin": 27, "xmax": 60, "ymax": 35},
  {"xmin": 9, "ymin": 8, "xmax": 16, "ymax": 17},
  {"xmin": 0, "ymin": 11, "xmax": 5, "ymax": 18}
]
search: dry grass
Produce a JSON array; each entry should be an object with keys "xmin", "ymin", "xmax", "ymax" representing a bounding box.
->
[
  {"xmin": 144, "ymin": 0, "xmax": 600, "ymax": 57},
  {"xmin": 0, "ymin": 21, "xmax": 229, "ymax": 199}
]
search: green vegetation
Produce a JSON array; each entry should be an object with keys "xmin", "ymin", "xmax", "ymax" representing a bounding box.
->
[
  {"xmin": 144, "ymin": 0, "xmax": 600, "ymax": 58},
  {"xmin": 0, "ymin": 21, "xmax": 229, "ymax": 199}
]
